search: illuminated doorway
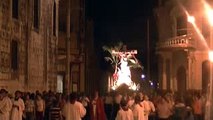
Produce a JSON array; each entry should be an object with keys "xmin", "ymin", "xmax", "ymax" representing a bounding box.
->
[{"xmin": 57, "ymin": 75, "xmax": 63, "ymax": 93}]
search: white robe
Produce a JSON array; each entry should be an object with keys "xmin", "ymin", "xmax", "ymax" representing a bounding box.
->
[
  {"xmin": 133, "ymin": 104, "xmax": 145, "ymax": 120},
  {"xmin": 62, "ymin": 101, "xmax": 86, "ymax": 120},
  {"xmin": 116, "ymin": 108, "xmax": 134, "ymax": 120},
  {"xmin": 10, "ymin": 98, "xmax": 25, "ymax": 120},
  {"xmin": 142, "ymin": 100, "xmax": 155, "ymax": 120},
  {"xmin": 0, "ymin": 96, "xmax": 12, "ymax": 120}
]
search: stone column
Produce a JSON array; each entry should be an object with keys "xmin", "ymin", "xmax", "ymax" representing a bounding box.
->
[
  {"xmin": 187, "ymin": 52, "xmax": 191, "ymax": 90},
  {"xmin": 65, "ymin": 0, "xmax": 71, "ymax": 95},
  {"xmin": 54, "ymin": 0, "xmax": 59, "ymax": 91},
  {"xmin": 161, "ymin": 54, "xmax": 167, "ymax": 90}
]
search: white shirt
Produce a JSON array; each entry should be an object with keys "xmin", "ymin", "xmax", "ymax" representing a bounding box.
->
[
  {"xmin": 0, "ymin": 96, "xmax": 12, "ymax": 120},
  {"xmin": 62, "ymin": 101, "xmax": 86, "ymax": 120},
  {"xmin": 156, "ymin": 100, "xmax": 172, "ymax": 119},
  {"xmin": 116, "ymin": 108, "xmax": 134, "ymax": 120},
  {"xmin": 35, "ymin": 99, "xmax": 45, "ymax": 112},
  {"xmin": 128, "ymin": 99, "xmax": 135, "ymax": 109},
  {"xmin": 142, "ymin": 100, "xmax": 155, "ymax": 120},
  {"xmin": 133, "ymin": 104, "xmax": 145, "ymax": 120},
  {"xmin": 10, "ymin": 98, "xmax": 25, "ymax": 120}
]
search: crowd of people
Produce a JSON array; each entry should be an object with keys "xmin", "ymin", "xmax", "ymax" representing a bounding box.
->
[{"xmin": 0, "ymin": 88, "xmax": 208, "ymax": 120}]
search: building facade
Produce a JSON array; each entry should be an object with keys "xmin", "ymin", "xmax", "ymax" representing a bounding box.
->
[
  {"xmin": 57, "ymin": 0, "xmax": 86, "ymax": 94},
  {"xmin": 156, "ymin": 0, "xmax": 212, "ymax": 94},
  {"xmin": 0, "ymin": 0, "xmax": 88, "ymax": 93}
]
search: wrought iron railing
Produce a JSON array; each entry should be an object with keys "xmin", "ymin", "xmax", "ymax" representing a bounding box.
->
[{"xmin": 156, "ymin": 34, "xmax": 195, "ymax": 49}]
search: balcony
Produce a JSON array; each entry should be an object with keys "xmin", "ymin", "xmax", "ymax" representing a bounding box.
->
[{"xmin": 156, "ymin": 34, "xmax": 195, "ymax": 51}]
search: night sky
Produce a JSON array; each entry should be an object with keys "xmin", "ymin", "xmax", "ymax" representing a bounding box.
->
[{"xmin": 86, "ymin": 0, "xmax": 158, "ymax": 80}]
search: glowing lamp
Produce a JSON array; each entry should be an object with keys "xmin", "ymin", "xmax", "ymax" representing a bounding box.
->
[
  {"xmin": 187, "ymin": 16, "xmax": 195, "ymax": 24},
  {"xmin": 209, "ymin": 51, "xmax": 213, "ymax": 62},
  {"xmin": 141, "ymin": 74, "xmax": 145, "ymax": 79}
]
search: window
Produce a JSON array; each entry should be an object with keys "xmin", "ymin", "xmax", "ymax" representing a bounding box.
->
[
  {"xmin": 176, "ymin": 16, "xmax": 187, "ymax": 36},
  {"xmin": 34, "ymin": 0, "xmax": 40, "ymax": 29},
  {"xmin": 53, "ymin": 2, "xmax": 56, "ymax": 36},
  {"xmin": 11, "ymin": 40, "xmax": 18, "ymax": 71},
  {"xmin": 12, "ymin": 0, "xmax": 18, "ymax": 19}
]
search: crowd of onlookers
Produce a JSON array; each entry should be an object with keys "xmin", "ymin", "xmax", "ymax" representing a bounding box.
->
[{"xmin": 0, "ymin": 88, "xmax": 209, "ymax": 120}]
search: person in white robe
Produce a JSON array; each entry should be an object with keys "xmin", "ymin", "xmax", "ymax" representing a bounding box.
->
[
  {"xmin": 133, "ymin": 95, "xmax": 145, "ymax": 120},
  {"xmin": 10, "ymin": 91, "xmax": 25, "ymax": 120},
  {"xmin": 0, "ymin": 89, "xmax": 12, "ymax": 120},
  {"xmin": 156, "ymin": 97, "xmax": 172, "ymax": 120},
  {"xmin": 127, "ymin": 95, "xmax": 135, "ymax": 109},
  {"xmin": 142, "ymin": 95, "xmax": 155, "ymax": 120},
  {"xmin": 116, "ymin": 99, "xmax": 134, "ymax": 120},
  {"xmin": 62, "ymin": 92, "xmax": 86, "ymax": 120},
  {"xmin": 35, "ymin": 94, "xmax": 45, "ymax": 120}
]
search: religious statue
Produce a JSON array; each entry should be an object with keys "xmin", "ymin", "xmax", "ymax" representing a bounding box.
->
[{"xmin": 103, "ymin": 43, "xmax": 142, "ymax": 90}]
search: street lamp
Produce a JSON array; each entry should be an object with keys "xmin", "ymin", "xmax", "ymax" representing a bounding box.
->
[
  {"xmin": 205, "ymin": 6, "xmax": 213, "ymax": 26},
  {"xmin": 209, "ymin": 51, "xmax": 213, "ymax": 62},
  {"xmin": 187, "ymin": 16, "xmax": 195, "ymax": 24}
]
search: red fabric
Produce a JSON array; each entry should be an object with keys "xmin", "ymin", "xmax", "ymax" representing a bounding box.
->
[
  {"xmin": 113, "ymin": 73, "xmax": 118, "ymax": 80},
  {"xmin": 90, "ymin": 98, "xmax": 106, "ymax": 120}
]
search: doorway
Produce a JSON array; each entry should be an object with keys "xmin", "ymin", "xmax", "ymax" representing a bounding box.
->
[
  {"xmin": 57, "ymin": 75, "xmax": 64, "ymax": 93},
  {"xmin": 177, "ymin": 66, "xmax": 186, "ymax": 95},
  {"xmin": 202, "ymin": 60, "xmax": 210, "ymax": 94}
]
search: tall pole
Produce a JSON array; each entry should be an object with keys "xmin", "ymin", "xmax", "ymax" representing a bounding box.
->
[
  {"xmin": 25, "ymin": 0, "xmax": 30, "ymax": 86},
  {"xmin": 147, "ymin": 19, "xmax": 150, "ymax": 81},
  {"xmin": 66, "ymin": 0, "xmax": 71, "ymax": 95}
]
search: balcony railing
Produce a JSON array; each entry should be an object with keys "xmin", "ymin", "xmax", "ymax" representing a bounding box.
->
[{"xmin": 156, "ymin": 34, "xmax": 195, "ymax": 50}]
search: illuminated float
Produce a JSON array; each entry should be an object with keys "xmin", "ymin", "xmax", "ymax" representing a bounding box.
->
[{"xmin": 103, "ymin": 43, "xmax": 142, "ymax": 91}]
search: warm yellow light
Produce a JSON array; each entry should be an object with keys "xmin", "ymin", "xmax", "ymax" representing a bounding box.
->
[
  {"xmin": 111, "ymin": 58, "xmax": 138, "ymax": 90},
  {"xmin": 207, "ymin": 10, "xmax": 213, "ymax": 26},
  {"xmin": 187, "ymin": 16, "xmax": 195, "ymax": 23},
  {"xmin": 209, "ymin": 51, "xmax": 213, "ymax": 62},
  {"xmin": 204, "ymin": 3, "xmax": 213, "ymax": 26}
]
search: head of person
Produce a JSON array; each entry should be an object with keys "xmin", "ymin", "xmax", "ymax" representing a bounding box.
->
[
  {"xmin": 69, "ymin": 92, "xmax": 77, "ymax": 104},
  {"xmin": 144, "ymin": 95, "xmax": 149, "ymax": 101},
  {"xmin": 134, "ymin": 95, "xmax": 141, "ymax": 104},
  {"xmin": 0, "ymin": 91, "xmax": 3, "ymax": 100},
  {"xmin": 36, "ymin": 94, "xmax": 42, "ymax": 100},
  {"xmin": 15, "ymin": 90, "xmax": 22, "ymax": 100},
  {"xmin": 120, "ymin": 99, "xmax": 128, "ymax": 111},
  {"xmin": 138, "ymin": 92, "xmax": 144, "ymax": 101},
  {"xmin": 25, "ymin": 93, "xmax": 30, "ymax": 100},
  {"xmin": 0, "ymin": 89, "xmax": 8, "ymax": 97},
  {"xmin": 94, "ymin": 91, "xmax": 99, "ymax": 98}
]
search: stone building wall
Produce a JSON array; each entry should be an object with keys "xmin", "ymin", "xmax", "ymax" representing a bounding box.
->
[{"xmin": 0, "ymin": 0, "xmax": 57, "ymax": 93}]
